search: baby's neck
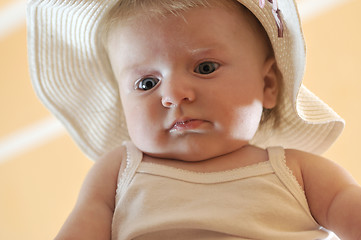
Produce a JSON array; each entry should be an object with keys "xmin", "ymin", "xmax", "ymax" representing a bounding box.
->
[{"xmin": 142, "ymin": 145, "xmax": 269, "ymax": 173}]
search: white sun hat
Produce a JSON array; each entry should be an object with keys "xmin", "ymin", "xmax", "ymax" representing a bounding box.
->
[{"xmin": 27, "ymin": 0, "xmax": 344, "ymax": 160}]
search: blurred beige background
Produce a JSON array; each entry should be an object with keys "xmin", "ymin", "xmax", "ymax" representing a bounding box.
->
[{"xmin": 0, "ymin": 0, "xmax": 360, "ymax": 239}]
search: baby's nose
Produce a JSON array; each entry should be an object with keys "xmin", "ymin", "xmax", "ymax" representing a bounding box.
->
[{"xmin": 161, "ymin": 76, "xmax": 196, "ymax": 108}]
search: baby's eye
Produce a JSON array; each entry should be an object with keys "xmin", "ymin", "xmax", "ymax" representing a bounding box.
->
[
  {"xmin": 194, "ymin": 61, "xmax": 220, "ymax": 75},
  {"xmin": 136, "ymin": 77, "xmax": 160, "ymax": 91}
]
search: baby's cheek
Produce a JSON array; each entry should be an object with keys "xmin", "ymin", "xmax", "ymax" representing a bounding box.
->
[
  {"xmin": 230, "ymin": 100, "xmax": 263, "ymax": 140},
  {"xmin": 125, "ymin": 106, "xmax": 159, "ymax": 144}
]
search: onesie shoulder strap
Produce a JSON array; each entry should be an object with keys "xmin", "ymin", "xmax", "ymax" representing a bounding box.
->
[
  {"xmin": 115, "ymin": 141, "xmax": 143, "ymax": 198},
  {"xmin": 267, "ymin": 147, "xmax": 312, "ymax": 217}
]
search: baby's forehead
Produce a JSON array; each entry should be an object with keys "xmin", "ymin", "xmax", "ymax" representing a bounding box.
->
[
  {"xmin": 109, "ymin": 0, "xmax": 224, "ymax": 20},
  {"xmin": 106, "ymin": 0, "xmax": 271, "ymax": 48},
  {"xmin": 107, "ymin": 0, "xmax": 255, "ymax": 28}
]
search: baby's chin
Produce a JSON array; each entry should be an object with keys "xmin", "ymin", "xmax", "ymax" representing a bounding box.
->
[
  {"xmin": 131, "ymin": 132, "xmax": 254, "ymax": 162},
  {"xmin": 143, "ymin": 150, "xmax": 215, "ymax": 163},
  {"xmin": 141, "ymin": 143, "xmax": 251, "ymax": 163}
]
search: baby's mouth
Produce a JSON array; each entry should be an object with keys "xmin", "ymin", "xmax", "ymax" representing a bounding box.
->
[{"xmin": 169, "ymin": 119, "xmax": 208, "ymax": 133}]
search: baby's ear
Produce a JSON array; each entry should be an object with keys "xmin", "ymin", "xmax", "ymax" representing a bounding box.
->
[{"xmin": 262, "ymin": 57, "xmax": 279, "ymax": 109}]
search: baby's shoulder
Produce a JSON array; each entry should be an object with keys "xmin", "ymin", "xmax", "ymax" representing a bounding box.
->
[
  {"xmin": 282, "ymin": 148, "xmax": 346, "ymax": 191},
  {"xmin": 93, "ymin": 144, "xmax": 127, "ymax": 178},
  {"xmin": 100, "ymin": 144, "xmax": 127, "ymax": 163},
  {"xmin": 281, "ymin": 149, "xmax": 325, "ymax": 190},
  {"xmin": 283, "ymin": 148, "xmax": 331, "ymax": 172}
]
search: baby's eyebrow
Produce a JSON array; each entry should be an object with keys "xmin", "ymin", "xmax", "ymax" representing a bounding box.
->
[
  {"xmin": 188, "ymin": 46, "xmax": 221, "ymax": 55},
  {"xmin": 187, "ymin": 46, "xmax": 226, "ymax": 60},
  {"xmin": 189, "ymin": 47, "xmax": 213, "ymax": 54},
  {"xmin": 119, "ymin": 60, "xmax": 150, "ymax": 74}
]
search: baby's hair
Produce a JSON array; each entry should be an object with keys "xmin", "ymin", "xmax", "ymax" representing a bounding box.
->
[{"xmin": 103, "ymin": 0, "xmax": 283, "ymax": 128}]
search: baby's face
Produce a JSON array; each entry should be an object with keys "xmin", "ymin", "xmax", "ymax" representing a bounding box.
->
[{"xmin": 107, "ymin": 5, "xmax": 277, "ymax": 161}]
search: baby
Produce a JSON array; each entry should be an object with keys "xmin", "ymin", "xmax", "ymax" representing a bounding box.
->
[{"xmin": 27, "ymin": 0, "xmax": 361, "ymax": 239}]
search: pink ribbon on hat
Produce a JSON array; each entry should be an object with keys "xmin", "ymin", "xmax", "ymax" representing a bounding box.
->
[{"xmin": 259, "ymin": 0, "xmax": 284, "ymax": 37}]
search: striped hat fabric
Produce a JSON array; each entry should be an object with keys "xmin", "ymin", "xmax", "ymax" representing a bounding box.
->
[{"xmin": 27, "ymin": 0, "xmax": 344, "ymax": 160}]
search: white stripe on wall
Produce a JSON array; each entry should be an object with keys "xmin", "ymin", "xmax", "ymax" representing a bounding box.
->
[
  {"xmin": 0, "ymin": 0, "xmax": 354, "ymax": 163},
  {"xmin": 0, "ymin": 117, "xmax": 65, "ymax": 164},
  {"xmin": 298, "ymin": 0, "xmax": 353, "ymax": 21},
  {"xmin": 0, "ymin": 0, "xmax": 27, "ymax": 39}
]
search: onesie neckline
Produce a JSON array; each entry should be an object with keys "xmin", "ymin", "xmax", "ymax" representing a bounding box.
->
[{"xmin": 136, "ymin": 160, "xmax": 274, "ymax": 184}]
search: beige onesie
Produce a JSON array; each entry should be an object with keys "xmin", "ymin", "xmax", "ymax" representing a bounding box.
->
[{"xmin": 112, "ymin": 142, "xmax": 338, "ymax": 240}]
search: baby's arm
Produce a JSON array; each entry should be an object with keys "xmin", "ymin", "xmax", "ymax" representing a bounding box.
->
[
  {"xmin": 287, "ymin": 150, "xmax": 361, "ymax": 240},
  {"xmin": 54, "ymin": 146, "xmax": 125, "ymax": 240}
]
